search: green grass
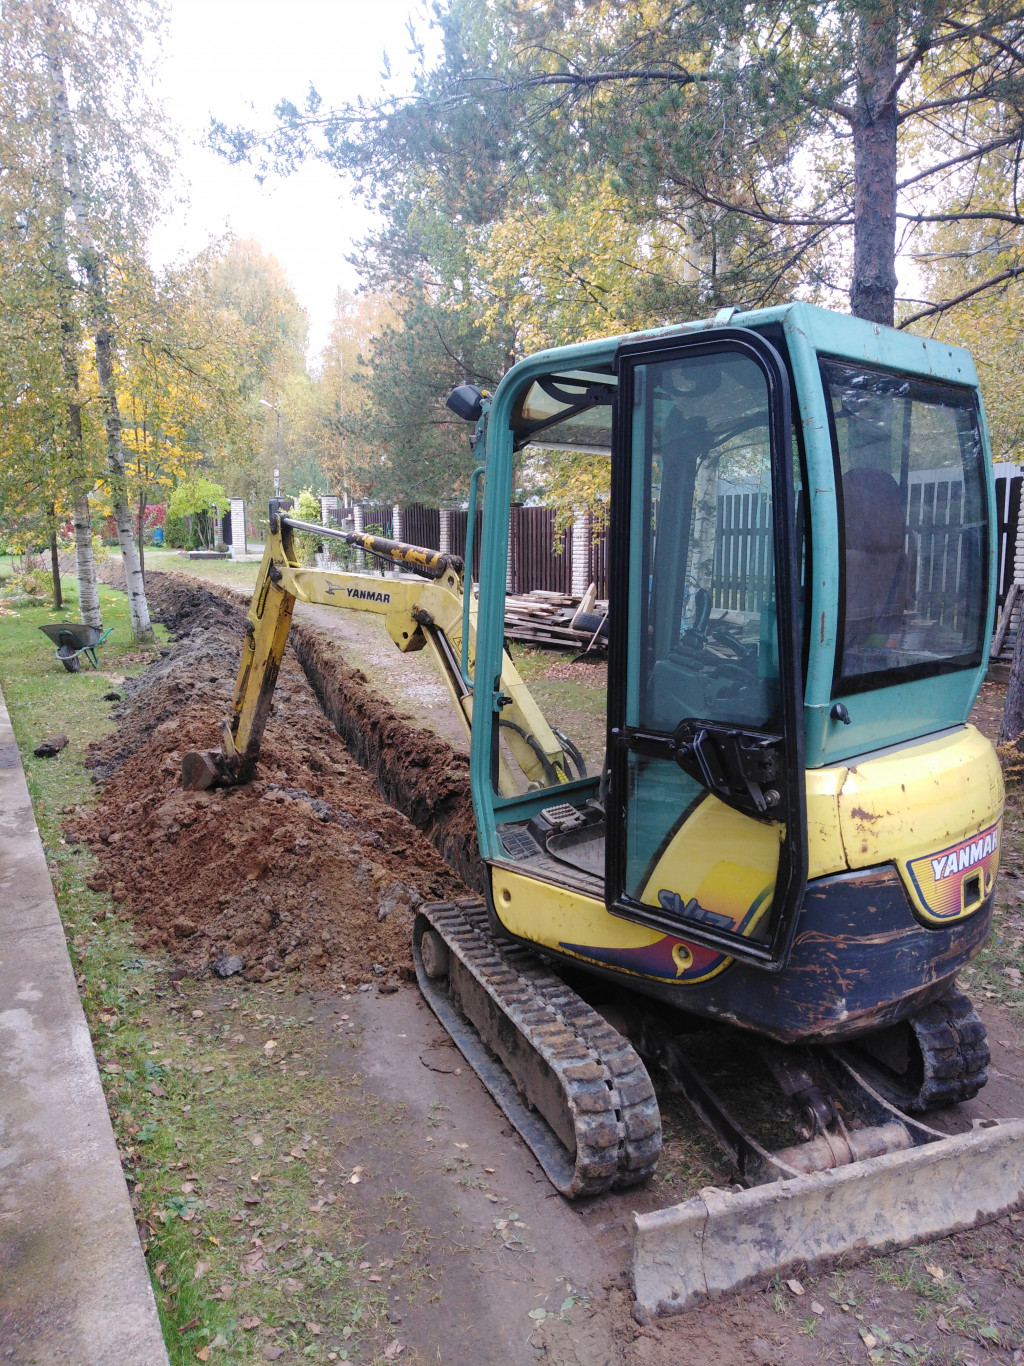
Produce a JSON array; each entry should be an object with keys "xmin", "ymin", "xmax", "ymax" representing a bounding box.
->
[
  {"xmin": 0, "ymin": 575, "xmax": 416, "ymax": 1364},
  {"xmin": 505, "ymin": 643, "xmax": 608, "ymax": 773},
  {"xmin": 144, "ymin": 549, "xmax": 263, "ymax": 593}
]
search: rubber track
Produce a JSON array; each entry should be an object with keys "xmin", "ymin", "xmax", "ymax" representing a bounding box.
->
[
  {"xmin": 906, "ymin": 987, "xmax": 990, "ymax": 1113},
  {"xmin": 416, "ymin": 900, "xmax": 661, "ymax": 1197}
]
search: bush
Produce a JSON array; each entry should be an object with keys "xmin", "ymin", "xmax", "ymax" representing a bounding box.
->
[
  {"xmin": 292, "ymin": 488, "xmax": 324, "ymax": 566},
  {"xmin": 163, "ymin": 513, "xmax": 198, "ymax": 549},
  {"xmin": 7, "ymin": 567, "xmax": 51, "ymax": 600}
]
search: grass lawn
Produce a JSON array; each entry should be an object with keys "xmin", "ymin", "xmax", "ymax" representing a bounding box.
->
[
  {"xmin": 144, "ymin": 548, "xmax": 264, "ymax": 593},
  {"xmin": 0, "ymin": 573, "xmax": 408, "ymax": 1365}
]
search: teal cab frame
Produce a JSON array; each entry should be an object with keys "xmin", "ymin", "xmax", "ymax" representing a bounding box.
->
[{"xmin": 462, "ymin": 301, "xmax": 999, "ymax": 1014}]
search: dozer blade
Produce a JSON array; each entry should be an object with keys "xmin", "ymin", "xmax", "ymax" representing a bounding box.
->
[{"xmin": 632, "ymin": 1116, "xmax": 1024, "ymax": 1317}]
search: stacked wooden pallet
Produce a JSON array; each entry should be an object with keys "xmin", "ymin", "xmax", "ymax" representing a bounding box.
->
[{"xmin": 503, "ymin": 588, "xmax": 608, "ymax": 649}]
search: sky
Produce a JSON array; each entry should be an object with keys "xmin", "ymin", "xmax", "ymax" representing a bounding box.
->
[{"xmin": 150, "ymin": 0, "xmax": 435, "ymax": 361}]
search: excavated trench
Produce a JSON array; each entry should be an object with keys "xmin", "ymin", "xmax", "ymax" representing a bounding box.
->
[{"xmin": 73, "ymin": 570, "xmax": 479, "ymax": 986}]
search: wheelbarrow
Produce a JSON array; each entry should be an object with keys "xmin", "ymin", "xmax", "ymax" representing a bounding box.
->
[{"xmin": 38, "ymin": 622, "xmax": 112, "ymax": 672}]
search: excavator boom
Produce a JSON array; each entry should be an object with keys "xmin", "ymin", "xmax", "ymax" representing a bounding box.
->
[{"xmin": 183, "ymin": 502, "xmax": 572, "ymax": 796}]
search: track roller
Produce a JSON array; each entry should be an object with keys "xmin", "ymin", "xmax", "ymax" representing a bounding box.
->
[
  {"xmin": 852, "ymin": 985, "xmax": 990, "ymax": 1113},
  {"xmin": 412, "ymin": 900, "xmax": 661, "ymax": 1198}
]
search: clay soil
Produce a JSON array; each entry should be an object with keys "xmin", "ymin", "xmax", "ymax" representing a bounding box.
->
[{"xmin": 70, "ymin": 574, "xmax": 470, "ymax": 987}]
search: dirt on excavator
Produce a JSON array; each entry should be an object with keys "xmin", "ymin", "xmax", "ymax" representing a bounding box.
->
[{"xmin": 69, "ymin": 574, "xmax": 472, "ymax": 986}]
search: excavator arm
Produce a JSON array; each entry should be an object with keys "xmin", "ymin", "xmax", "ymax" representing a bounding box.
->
[{"xmin": 182, "ymin": 502, "xmax": 574, "ymax": 795}]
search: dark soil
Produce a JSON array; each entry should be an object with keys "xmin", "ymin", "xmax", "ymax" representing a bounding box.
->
[{"xmin": 70, "ymin": 573, "xmax": 469, "ymax": 986}]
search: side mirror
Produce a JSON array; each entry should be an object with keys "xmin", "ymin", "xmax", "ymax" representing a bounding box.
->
[{"xmin": 446, "ymin": 383, "xmax": 485, "ymax": 423}]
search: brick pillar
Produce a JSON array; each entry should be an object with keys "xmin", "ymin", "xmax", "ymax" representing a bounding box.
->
[
  {"xmin": 229, "ymin": 499, "xmax": 247, "ymax": 559},
  {"xmin": 439, "ymin": 508, "xmax": 453, "ymax": 556},
  {"xmin": 353, "ymin": 503, "xmax": 365, "ymax": 569},
  {"xmin": 392, "ymin": 504, "xmax": 403, "ymax": 544},
  {"xmin": 571, "ymin": 510, "xmax": 590, "ymax": 597}
]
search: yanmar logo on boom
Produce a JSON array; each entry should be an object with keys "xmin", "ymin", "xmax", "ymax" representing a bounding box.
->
[
  {"xmin": 907, "ymin": 820, "xmax": 1001, "ymax": 923},
  {"xmin": 325, "ymin": 584, "xmax": 391, "ymax": 604}
]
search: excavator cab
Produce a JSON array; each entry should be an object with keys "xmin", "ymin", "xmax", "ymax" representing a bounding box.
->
[{"xmin": 467, "ymin": 303, "xmax": 1000, "ymax": 1034}]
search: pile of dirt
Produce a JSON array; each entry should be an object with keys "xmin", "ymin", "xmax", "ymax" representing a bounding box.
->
[{"xmin": 69, "ymin": 573, "xmax": 470, "ymax": 986}]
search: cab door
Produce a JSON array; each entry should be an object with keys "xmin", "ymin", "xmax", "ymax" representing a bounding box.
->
[{"xmin": 606, "ymin": 330, "xmax": 807, "ymax": 968}]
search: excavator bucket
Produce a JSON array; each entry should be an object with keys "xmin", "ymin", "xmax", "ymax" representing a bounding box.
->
[{"xmin": 632, "ymin": 1117, "xmax": 1024, "ymax": 1316}]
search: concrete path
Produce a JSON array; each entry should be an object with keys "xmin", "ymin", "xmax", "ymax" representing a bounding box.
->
[{"xmin": 0, "ymin": 686, "xmax": 168, "ymax": 1365}]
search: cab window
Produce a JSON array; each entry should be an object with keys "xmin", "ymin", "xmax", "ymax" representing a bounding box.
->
[{"xmin": 822, "ymin": 360, "xmax": 988, "ymax": 694}]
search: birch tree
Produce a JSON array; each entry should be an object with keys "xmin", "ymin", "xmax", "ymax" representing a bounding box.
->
[{"xmin": 1, "ymin": 0, "xmax": 170, "ymax": 640}]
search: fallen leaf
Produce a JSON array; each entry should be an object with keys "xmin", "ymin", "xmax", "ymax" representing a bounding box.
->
[
  {"xmin": 484, "ymin": 1167, "xmax": 496, "ymax": 1174},
  {"xmin": 181, "ymin": 1182, "xmax": 196, "ymax": 1195},
  {"xmin": 383, "ymin": 1342, "xmax": 404, "ymax": 1360},
  {"xmin": 102, "ymin": 1062, "xmax": 122, "ymax": 1074},
  {"xmin": 193, "ymin": 1261, "xmax": 208, "ymax": 1279},
  {"xmin": 283, "ymin": 1277, "xmax": 305, "ymax": 1294},
  {"xmin": 250, "ymin": 1133, "xmax": 264, "ymax": 1147},
  {"xmin": 195, "ymin": 1350, "xmax": 210, "ymax": 1362},
  {"xmin": 239, "ymin": 1315, "xmax": 260, "ymax": 1330},
  {"xmin": 263, "ymin": 1350, "xmax": 284, "ymax": 1362},
  {"xmin": 925, "ymin": 1263, "xmax": 945, "ymax": 1281},
  {"xmin": 936, "ymin": 1315, "xmax": 950, "ymax": 1333},
  {"xmin": 241, "ymin": 1249, "xmax": 266, "ymax": 1274},
  {"xmin": 368, "ymin": 1273, "xmax": 382, "ymax": 1282},
  {"xmin": 263, "ymin": 1040, "xmax": 278, "ymax": 1056},
  {"xmin": 454, "ymin": 1142, "xmax": 468, "ymax": 1149},
  {"xmin": 528, "ymin": 1308, "xmax": 548, "ymax": 1320},
  {"xmin": 306, "ymin": 1322, "xmax": 322, "ymax": 1334},
  {"xmin": 860, "ymin": 1330, "xmax": 877, "ymax": 1349},
  {"xmin": 148, "ymin": 1084, "xmax": 166, "ymax": 1098},
  {"xmin": 810, "ymin": 1301, "xmax": 826, "ymax": 1315},
  {"xmin": 787, "ymin": 1278, "xmax": 804, "ymax": 1296},
  {"xmin": 210, "ymin": 1335, "xmax": 227, "ymax": 1350}
]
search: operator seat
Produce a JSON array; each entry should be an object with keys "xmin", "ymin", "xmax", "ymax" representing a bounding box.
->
[{"xmin": 842, "ymin": 466, "xmax": 913, "ymax": 649}]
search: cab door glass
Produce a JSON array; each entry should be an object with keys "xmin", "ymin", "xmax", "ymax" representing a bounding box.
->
[
  {"xmin": 610, "ymin": 338, "xmax": 806, "ymax": 965},
  {"xmin": 630, "ymin": 351, "xmax": 780, "ymax": 737}
]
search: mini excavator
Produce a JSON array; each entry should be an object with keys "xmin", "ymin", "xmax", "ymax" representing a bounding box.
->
[{"xmin": 185, "ymin": 302, "xmax": 1024, "ymax": 1314}]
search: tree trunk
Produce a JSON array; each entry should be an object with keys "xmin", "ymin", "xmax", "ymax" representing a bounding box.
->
[
  {"xmin": 849, "ymin": 3, "xmax": 899, "ymax": 325},
  {"xmin": 96, "ymin": 326, "xmax": 153, "ymax": 640},
  {"xmin": 138, "ymin": 489, "xmax": 147, "ymax": 584},
  {"xmin": 49, "ymin": 506, "xmax": 63, "ymax": 611},
  {"xmin": 46, "ymin": 21, "xmax": 153, "ymax": 642},
  {"xmin": 1000, "ymin": 620, "xmax": 1024, "ymax": 743},
  {"xmin": 71, "ymin": 489, "xmax": 102, "ymax": 627},
  {"xmin": 45, "ymin": 27, "xmax": 100, "ymax": 628}
]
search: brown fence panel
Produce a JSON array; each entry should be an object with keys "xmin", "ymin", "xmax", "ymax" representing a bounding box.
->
[
  {"xmin": 402, "ymin": 504, "xmax": 440, "ymax": 550},
  {"xmin": 513, "ymin": 506, "xmax": 572, "ymax": 594},
  {"xmin": 449, "ymin": 509, "xmax": 483, "ymax": 578}
]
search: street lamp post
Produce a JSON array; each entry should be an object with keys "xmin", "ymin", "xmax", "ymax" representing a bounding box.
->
[{"xmin": 259, "ymin": 399, "xmax": 284, "ymax": 498}]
